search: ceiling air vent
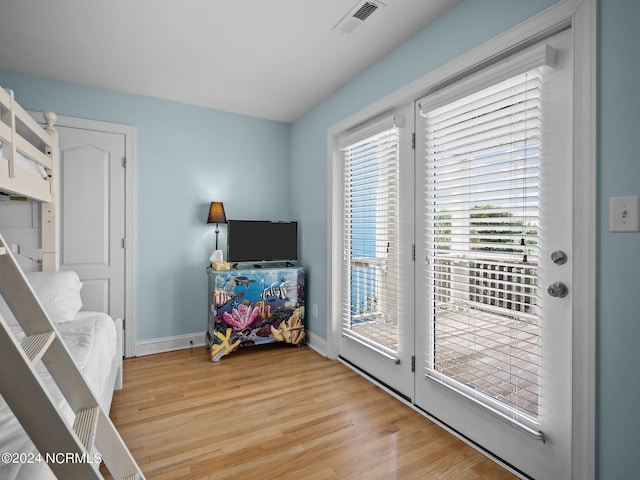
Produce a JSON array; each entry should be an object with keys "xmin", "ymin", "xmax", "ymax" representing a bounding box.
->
[
  {"xmin": 353, "ymin": 2, "xmax": 379, "ymax": 21},
  {"xmin": 332, "ymin": 1, "xmax": 385, "ymax": 35}
]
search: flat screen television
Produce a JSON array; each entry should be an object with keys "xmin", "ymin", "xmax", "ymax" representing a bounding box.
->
[{"xmin": 227, "ymin": 220, "xmax": 298, "ymax": 264}]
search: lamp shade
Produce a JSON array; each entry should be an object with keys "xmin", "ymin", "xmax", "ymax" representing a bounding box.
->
[{"xmin": 207, "ymin": 202, "xmax": 227, "ymax": 224}]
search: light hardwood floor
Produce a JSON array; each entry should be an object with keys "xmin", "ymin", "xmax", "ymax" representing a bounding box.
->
[{"xmin": 107, "ymin": 345, "xmax": 518, "ymax": 480}]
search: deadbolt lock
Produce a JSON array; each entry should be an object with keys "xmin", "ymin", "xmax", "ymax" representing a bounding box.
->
[
  {"xmin": 547, "ymin": 282, "xmax": 569, "ymax": 298},
  {"xmin": 550, "ymin": 250, "xmax": 568, "ymax": 265}
]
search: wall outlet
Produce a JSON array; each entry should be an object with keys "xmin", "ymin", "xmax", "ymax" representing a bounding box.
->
[
  {"xmin": 609, "ymin": 195, "xmax": 640, "ymax": 232},
  {"xmin": 312, "ymin": 304, "xmax": 318, "ymax": 318}
]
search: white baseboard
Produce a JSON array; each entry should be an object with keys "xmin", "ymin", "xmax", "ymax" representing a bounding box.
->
[
  {"xmin": 305, "ymin": 330, "xmax": 328, "ymax": 357},
  {"xmin": 135, "ymin": 330, "xmax": 328, "ymax": 358},
  {"xmin": 135, "ymin": 332, "xmax": 207, "ymax": 357}
]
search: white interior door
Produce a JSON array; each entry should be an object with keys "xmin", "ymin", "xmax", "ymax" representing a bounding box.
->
[
  {"xmin": 57, "ymin": 126, "xmax": 126, "ymax": 321},
  {"xmin": 413, "ymin": 30, "xmax": 573, "ymax": 479}
]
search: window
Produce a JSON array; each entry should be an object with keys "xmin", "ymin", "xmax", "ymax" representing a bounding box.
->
[
  {"xmin": 419, "ymin": 67, "xmax": 545, "ymax": 423},
  {"xmin": 340, "ymin": 119, "xmax": 401, "ymax": 352}
]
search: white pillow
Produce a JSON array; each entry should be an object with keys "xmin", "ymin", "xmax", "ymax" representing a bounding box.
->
[
  {"xmin": 25, "ymin": 271, "xmax": 83, "ymax": 324},
  {"xmin": 0, "ymin": 271, "xmax": 83, "ymax": 326}
]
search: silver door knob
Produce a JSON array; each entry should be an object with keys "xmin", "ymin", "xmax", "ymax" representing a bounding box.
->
[{"xmin": 547, "ymin": 282, "xmax": 568, "ymax": 298}]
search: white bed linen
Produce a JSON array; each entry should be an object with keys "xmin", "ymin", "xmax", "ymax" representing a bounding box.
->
[
  {"xmin": 0, "ymin": 141, "xmax": 48, "ymax": 179},
  {"xmin": 0, "ymin": 311, "xmax": 117, "ymax": 480}
]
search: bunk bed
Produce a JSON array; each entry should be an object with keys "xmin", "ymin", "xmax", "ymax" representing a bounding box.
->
[{"xmin": 0, "ymin": 87, "xmax": 124, "ymax": 480}]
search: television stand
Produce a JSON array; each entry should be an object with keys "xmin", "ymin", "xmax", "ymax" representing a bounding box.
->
[{"xmin": 207, "ymin": 265, "xmax": 305, "ymax": 361}]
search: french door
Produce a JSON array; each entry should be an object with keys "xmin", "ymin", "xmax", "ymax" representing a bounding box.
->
[
  {"xmin": 337, "ymin": 113, "xmax": 415, "ymax": 399},
  {"xmin": 338, "ymin": 28, "xmax": 573, "ymax": 479},
  {"xmin": 415, "ymin": 29, "xmax": 572, "ymax": 479}
]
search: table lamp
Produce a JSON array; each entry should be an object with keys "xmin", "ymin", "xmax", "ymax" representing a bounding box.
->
[{"xmin": 207, "ymin": 201, "xmax": 227, "ymax": 250}]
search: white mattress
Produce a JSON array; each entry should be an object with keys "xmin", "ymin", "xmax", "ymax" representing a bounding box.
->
[
  {"xmin": 0, "ymin": 141, "xmax": 48, "ymax": 179},
  {"xmin": 0, "ymin": 311, "xmax": 117, "ymax": 480}
]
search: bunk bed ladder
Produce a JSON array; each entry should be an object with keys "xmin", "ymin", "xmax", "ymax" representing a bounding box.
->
[{"xmin": 0, "ymin": 234, "xmax": 143, "ymax": 480}]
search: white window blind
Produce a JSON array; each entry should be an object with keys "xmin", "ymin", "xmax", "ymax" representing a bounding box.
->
[
  {"xmin": 420, "ymin": 67, "xmax": 544, "ymax": 424},
  {"xmin": 341, "ymin": 126, "xmax": 400, "ymax": 353}
]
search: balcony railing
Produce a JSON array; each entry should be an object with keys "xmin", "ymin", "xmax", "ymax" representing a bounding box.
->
[
  {"xmin": 433, "ymin": 255, "xmax": 539, "ymax": 321},
  {"xmin": 350, "ymin": 256, "xmax": 385, "ymax": 320}
]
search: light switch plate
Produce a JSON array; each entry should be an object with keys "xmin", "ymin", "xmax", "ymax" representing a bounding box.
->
[{"xmin": 609, "ymin": 195, "xmax": 640, "ymax": 232}]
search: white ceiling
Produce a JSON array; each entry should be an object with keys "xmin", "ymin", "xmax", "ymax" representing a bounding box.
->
[{"xmin": 0, "ymin": 0, "xmax": 460, "ymax": 123}]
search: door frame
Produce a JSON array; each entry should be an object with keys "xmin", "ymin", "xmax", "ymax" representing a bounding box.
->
[
  {"xmin": 326, "ymin": 0, "xmax": 595, "ymax": 478},
  {"xmin": 31, "ymin": 112, "xmax": 138, "ymax": 358}
]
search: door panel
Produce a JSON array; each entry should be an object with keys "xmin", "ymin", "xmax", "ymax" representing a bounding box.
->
[
  {"xmin": 57, "ymin": 126, "xmax": 126, "ymax": 319},
  {"xmin": 414, "ymin": 30, "xmax": 573, "ymax": 479},
  {"xmin": 338, "ymin": 110, "xmax": 414, "ymax": 399},
  {"xmin": 61, "ymin": 145, "xmax": 109, "ymax": 266}
]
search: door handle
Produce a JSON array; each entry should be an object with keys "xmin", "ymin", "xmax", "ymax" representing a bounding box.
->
[{"xmin": 547, "ymin": 282, "xmax": 568, "ymax": 298}]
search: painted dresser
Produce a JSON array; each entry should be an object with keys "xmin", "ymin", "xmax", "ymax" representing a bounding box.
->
[{"xmin": 206, "ymin": 266, "xmax": 305, "ymax": 361}]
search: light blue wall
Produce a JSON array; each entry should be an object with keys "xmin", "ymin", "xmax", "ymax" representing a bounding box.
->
[
  {"xmin": 0, "ymin": 70, "xmax": 292, "ymax": 341},
  {"xmin": 291, "ymin": 0, "xmax": 640, "ymax": 478},
  {"xmin": 597, "ymin": 0, "xmax": 640, "ymax": 478}
]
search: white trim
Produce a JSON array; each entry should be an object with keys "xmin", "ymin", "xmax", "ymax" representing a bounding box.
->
[
  {"xmin": 305, "ymin": 329, "xmax": 328, "ymax": 357},
  {"xmin": 327, "ymin": 128, "xmax": 338, "ymax": 360},
  {"xmin": 29, "ymin": 112, "xmax": 138, "ymax": 358},
  {"xmin": 137, "ymin": 330, "xmax": 326, "ymax": 358},
  {"xmin": 326, "ymin": 0, "xmax": 595, "ymax": 478},
  {"xmin": 569, "ymin": 0, "xmax": 596, "ymax": 478},
  {"xmin": 136, "ymin": 332, "xmax": 207, "ymax": 357},
  {"xmin": 114, "ymin": 317, "xmax": 123, "ymax": 390}
]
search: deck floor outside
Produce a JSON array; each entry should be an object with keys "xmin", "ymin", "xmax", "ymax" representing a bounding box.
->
[{"xmin": 350, "ymin": 308, "xmax": 540, "ymax": 418}]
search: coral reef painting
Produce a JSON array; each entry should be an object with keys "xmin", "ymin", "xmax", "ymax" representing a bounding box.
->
[{"xmin": 207, "ymin": 267, "xmax": 305, "ymax": 361}]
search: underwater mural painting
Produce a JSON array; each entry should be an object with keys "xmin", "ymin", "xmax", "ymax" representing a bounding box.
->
[{"xmin": 206, "ymin": 267, "xmax": 306, "ymax": 361}]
